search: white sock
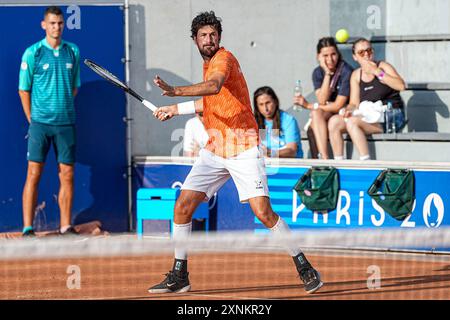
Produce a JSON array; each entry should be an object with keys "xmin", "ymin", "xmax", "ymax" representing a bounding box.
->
[
  {"xmin": 269, "ymin": 217, "xmax": 302, "ymax": 257},
  {"xmin": 173, "ymin": 222, "xmax": 192, "ymax": 260},
  {"xmin": 60, "ymin": 225, "xmax": 72, "ymax": 233},
  {"xmin": 359, "ymin": 154, "xmax": 370, "ymax": 161},
  {"xmin": 334, "ymin": 155, "xmax": 344, "ymax": 160}
]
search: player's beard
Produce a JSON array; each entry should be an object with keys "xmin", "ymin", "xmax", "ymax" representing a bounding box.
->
[{"xmin": 198, "ymin": 44, "xmax": 219, "ymax": 59}]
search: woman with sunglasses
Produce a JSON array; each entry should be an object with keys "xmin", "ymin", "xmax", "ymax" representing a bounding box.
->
[
  {"xmin": 293, "ymin": 37, "xmax": 353, "ymax": 159},
  {"xmin": 328, "ymin": 37, "xmax": 406, "ymax": 160}
]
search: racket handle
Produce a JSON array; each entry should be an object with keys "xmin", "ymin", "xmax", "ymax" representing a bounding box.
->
[
  {"xmin": 142, "ymin": 99, "xmax": 157, "ymax": 112},
  {"xmin": 142, "ymin": 99, "xmax": 169, "ymax": 120}
]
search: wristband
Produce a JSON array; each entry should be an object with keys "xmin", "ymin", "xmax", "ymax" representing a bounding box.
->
[
  {"xmin": 177, "ymin": 101, "xmax": 196, "ymax": 115},
  {"xmin": 313, "ymin": 102, "xmax": 319, "ymax": 110},
  {"xmin": 377, "ymin": 70, "xmax": 385, "ymax": 80}
]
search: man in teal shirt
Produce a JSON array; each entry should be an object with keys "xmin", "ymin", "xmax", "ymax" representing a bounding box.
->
[{"xmin": 18, "ymin": 6, "xmax": 80, "ymax": 236}]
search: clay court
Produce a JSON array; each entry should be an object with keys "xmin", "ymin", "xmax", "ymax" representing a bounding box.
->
[{"xmin": 1, "ymin": 250, "xmax": 449, "ymax": 300}]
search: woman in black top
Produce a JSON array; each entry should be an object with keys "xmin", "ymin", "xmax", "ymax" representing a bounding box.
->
[{"xmin": 328, "ymin": 38, "xmax": 406, "ymax": 160}]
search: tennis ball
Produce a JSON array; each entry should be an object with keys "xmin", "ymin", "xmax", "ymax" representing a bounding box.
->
[{"xmin": 335, "ymin": 29, "xmax": 350, "ymax": 43}]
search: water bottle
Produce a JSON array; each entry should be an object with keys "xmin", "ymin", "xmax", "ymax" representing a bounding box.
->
[
  {"xmin": 385, "ymin": 101, "xmax": 394, "ymax": 133},
  {"xmin": 391, "ymin": 103, "xmax": 397, "ymax": 133},
  {"xmin": 293, "ymin": 80, "xmax": 302, "ymax": 111}
]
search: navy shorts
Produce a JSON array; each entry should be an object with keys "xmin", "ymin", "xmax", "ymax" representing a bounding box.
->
[{"xmin": 27, "ymin": 122, "xmax": 76, "ymax": 164}]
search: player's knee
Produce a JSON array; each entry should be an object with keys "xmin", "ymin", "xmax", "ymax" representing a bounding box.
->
[
  {"xmin": 327, "ymin": 116, "xmax": 341, "ymax": 132},
  {"xmin": 345, "ymin": 117, "xmax": 359, "ymax": 131},
  {"xmin": 310, "ymin": 109, "xmax": 324, "ymax": 121},
  {"xmin": 174, "ymin": 200, "xmax": 194, "ymax": 220},
  {"xmin": 58, "ymin": 168, "xmax": 74, "ymax": 183},
  {"xmin": 253, "ymin": 208, "xmax": 275, "ymax": 225},
  {"xmin": 27, "ymin": 166, "xmax": 43, "ymax": 183}
]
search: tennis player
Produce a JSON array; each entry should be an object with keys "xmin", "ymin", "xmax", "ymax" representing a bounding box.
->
[
  {"xmin": 149, "ymin": 11, "xmax": 322, "ymax": 294},
  {"xmin": 18, "ymin": 6, "xmax": 80, "ymax": 237}
]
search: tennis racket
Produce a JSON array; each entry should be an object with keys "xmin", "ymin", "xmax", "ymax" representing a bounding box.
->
[{"xmin": 84, "ymin": 59, "xmax": 159, "ymax": 113}]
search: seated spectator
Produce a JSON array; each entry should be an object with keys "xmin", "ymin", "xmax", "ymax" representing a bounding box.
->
[
  {"xmin": 327, "ymin": 37, "xmax": 406, "ymax": 160},
  {"xmin": 254, "ymin": 86, "xmax": 303, "ymax": 158},
  {"xmin": 294, "ymin": 37, "xmax": 353, "ymax": 159},
  {"xmin": 183, "ymin": 112, "xmax": 209, "ymax": 157}
]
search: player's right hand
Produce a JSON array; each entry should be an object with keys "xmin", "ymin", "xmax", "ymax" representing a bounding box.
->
[{"xmin": 153, "ymin": 105, "xmax": 176, "ymax": 121}]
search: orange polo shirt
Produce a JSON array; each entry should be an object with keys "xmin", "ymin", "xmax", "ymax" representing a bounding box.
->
[{"xmin": 202, "ymin": 47, "xmax": 259, "ymax": 158}]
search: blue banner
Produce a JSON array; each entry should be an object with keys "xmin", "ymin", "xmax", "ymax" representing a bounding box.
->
[
  {"xmin": 133, "ymin": 163, "xmax": 449, "ymax": 233},
  {"xmin": 263, "ymin": 167, "xmax": 449, "ymax": 231}
]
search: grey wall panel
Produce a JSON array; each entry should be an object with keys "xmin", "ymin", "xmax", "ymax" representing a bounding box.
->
[
  {"xmin": 128, "ymin": 1, "xmax": 195, "ymax": 156},
  {"xmin": 385, "ymin": 42, "xmax": 450, "ymax": 84},
  {"xmin": 387, "ymin": 0, "xmax": 450, "ymax": 36},
  {"xmin": 301, "ymin": 139, "xmax": 450, "ymax": 161},
  {"xmin": 401, "ymin": 90, "xmax": 450, "ymax": 132},
  {"xmin": 358, "ymin": 141, "xmax": 450, "ymax": 161},
  {"xmin": 330, "ymin": 0, "xmax": 387, "ymax": 39}
]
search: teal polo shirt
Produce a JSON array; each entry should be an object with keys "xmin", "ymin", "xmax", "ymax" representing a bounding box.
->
[{"xmin": 19, "ymin": 38, "xmax": 80, "ymax": 125}]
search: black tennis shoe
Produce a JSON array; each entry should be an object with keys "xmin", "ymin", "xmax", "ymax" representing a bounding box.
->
[
  {"xmin": 299, "ymin": 266, "xmax": 323, "ymax": 294},
  {"xmin": 293, "ymin": 252, "xmax": 323, "ymax": 294},
  {"xmin": 148, "ymin": 271, "xmax": 191, "ymax": 293}
]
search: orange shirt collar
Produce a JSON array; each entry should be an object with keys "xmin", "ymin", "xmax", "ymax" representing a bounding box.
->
[{"xmin": 203, "ymin": 47, "xmax": 226, "ymax": 69}]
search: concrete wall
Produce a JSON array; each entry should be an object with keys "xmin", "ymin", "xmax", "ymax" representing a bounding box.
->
[
  {"xmin": 128, "ymin": 0, "xmax": 329, "ymax": 156},
  {"xmin": 127, "ymin": 0, "xmax": 450, "ymax": 157},
  {"xmin": 386, "ymin": 0, "xmax": 450, "ymax": 36}
]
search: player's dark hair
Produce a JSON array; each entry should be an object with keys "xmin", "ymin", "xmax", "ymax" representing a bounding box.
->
[
  {"xmin": 317, "ymin": 37, "xmax": 342, "ymax": 62},
  {"xmin": 253, "ymin": 86, "xmax": 281, "ymax": 131},
  {"xmin": 191, "ymin": 11, "xmax": 222, "ymax": 39},
  {"xmin": 44, "ymin": 6, "xmax": 63, "ymax": 18},
  {"xmin": 352, "ymin": 37, "xmax": 370, "ymax": 54}
]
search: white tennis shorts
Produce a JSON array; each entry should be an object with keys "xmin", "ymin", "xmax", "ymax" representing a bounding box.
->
[{"xmin": 181, "ymin": 146, "xmax": 269, "ymax": 203}]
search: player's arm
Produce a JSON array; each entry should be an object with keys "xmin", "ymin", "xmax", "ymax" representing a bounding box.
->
[
  {"xmin": 377, "ymin": 61, "xmax": 406, "ymax": 92},
  {"xmin": 272, "ymin": 142, "xmax": 298, "ymax": 158},
  {"xmin": 72, "ymin": 44, "xmax": 81, "ymax": 98},
  {"xmin": 154, "ymin": 71, "xmax": 225, "ymax": 97},
  {"xmin": 315, "ymin": 80, "xmax": 332, "ymax": 105},
  {"xmin": 344, "ymin": 70, "xmax": 361, "ymax": 117},
  {"xmin": 315, "ymin": 54, "xmax": 335, "ymax": 104},
  {"xmin": 18, "ymin": 90, "xmax": 32, "ymax": 123},
  {"xmin": 296, "ymin": 94, "xmax": 349, "ymax": 113},
  {"xmin": 18, "ymin": 48, "xmax": 34, "ymax": 124},
  {"xmin": 270, "ymin": 116, "xmax": 301, "ymax": 158}
]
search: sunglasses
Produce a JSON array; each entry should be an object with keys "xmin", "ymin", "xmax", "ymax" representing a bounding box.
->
[{"xmin": 356, "ymin": 47, "xmax": 373, "ymax": 57}]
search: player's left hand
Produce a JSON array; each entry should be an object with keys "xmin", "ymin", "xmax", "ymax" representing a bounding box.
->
[{"xmin": 154, "ymin": 75, "xmax": 177, "ymax": 96}]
